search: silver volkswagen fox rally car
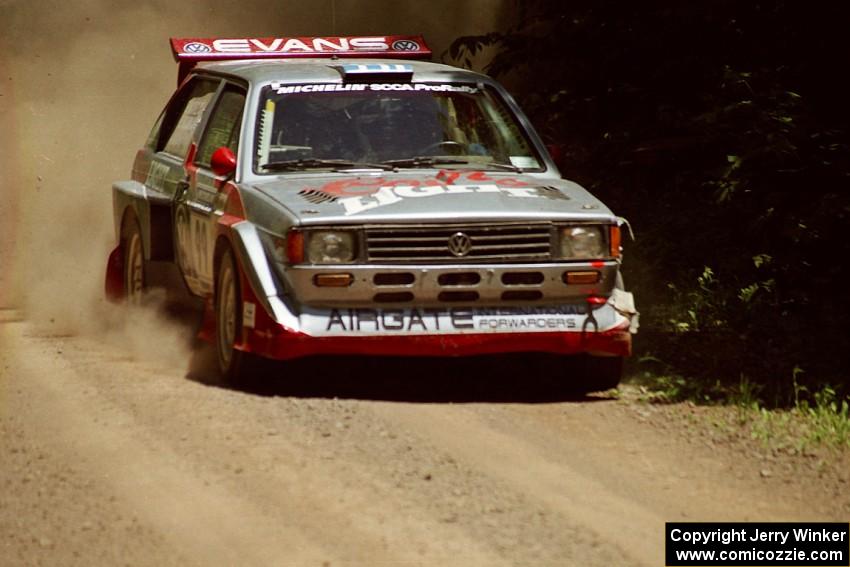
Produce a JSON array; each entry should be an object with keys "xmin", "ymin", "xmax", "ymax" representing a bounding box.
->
[{"xmin": 105, "ymin": 35, "xmax": 638, "ymax": 390}]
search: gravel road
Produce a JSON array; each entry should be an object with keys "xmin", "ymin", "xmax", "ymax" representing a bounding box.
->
[{"xmin": 2, "ymin": 306, "xmax": 845, "ymax": 567}]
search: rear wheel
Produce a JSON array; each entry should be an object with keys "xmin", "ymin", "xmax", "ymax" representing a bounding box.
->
[
  {"xmin": 122, "ymin": 220, "xmax": 145, "ymax": 305},
  {"xmin": 215, "ymin": 247, "xmax": 261, "ymax": 386}
]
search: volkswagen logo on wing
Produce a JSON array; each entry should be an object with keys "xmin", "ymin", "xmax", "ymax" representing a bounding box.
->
[
  {"xmin": 184, "ymin": 42, "xmax": 212, "ymax": 54},
  {"xmin": 447, "ymin": 232, "xmax": 472, "ymax": 257},
  {"xmin": 392, "ymin": 39, "xmax": 420, "ymax": 51}
]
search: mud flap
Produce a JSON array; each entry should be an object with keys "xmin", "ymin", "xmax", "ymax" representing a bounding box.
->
[{"xmin": 104, "ymin": 245, "xmax": 124, "ymax": 302}]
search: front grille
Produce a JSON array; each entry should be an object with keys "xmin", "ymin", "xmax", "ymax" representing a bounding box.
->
[{"xmin": 365, "ymin": 222, "xmax": 552, "ymax": 263}]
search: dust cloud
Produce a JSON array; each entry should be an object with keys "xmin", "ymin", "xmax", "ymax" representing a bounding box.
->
[{"xmin": 0, "ymin": 0, "xmax": 508, "ymax": 363}]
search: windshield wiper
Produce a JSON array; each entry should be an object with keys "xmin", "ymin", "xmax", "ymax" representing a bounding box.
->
[
  {"xmin": 262, "ymin": 158, "xmax": 396, "ymax": 171},
  {"xmin": 381, "ymin": 156, "xmax": 471, "ymax": 168},
  {"xmin": 481, "ymin": 162, "xmax": 524, "ymax": 173},
  {"xmin": 381, "ymin": 156, "xmax": 526, "ymax": 173}
]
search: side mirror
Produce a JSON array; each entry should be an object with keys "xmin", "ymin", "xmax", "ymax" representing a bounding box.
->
[{"xmin": 210, "ymin": 146, "xmax": 237, "ymax": 178}]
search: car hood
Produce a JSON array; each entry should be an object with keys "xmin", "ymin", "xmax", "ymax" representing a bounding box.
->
[{"xmin": 251, "ymin": 170, "xmax": 616, "ymax": 225}]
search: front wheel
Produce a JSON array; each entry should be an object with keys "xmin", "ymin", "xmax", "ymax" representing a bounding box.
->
[
  {"xmin": 215, "ymin": 247, "xmax": 262, "ymax": 386},
  {"xmin": 576, "ymin": 355, "xmax": 623, "ymax": 393}
]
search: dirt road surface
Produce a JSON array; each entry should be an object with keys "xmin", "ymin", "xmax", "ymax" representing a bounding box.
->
[{"xmin": 2, "ymin": 306, "xmax": 846, "ymax": 567}]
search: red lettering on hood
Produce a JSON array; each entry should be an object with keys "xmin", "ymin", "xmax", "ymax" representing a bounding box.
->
[
  {"xmin": 319, "ymin": 178, "xmax": 386, "ymax": 196},
  {"xmin": 436, "ymin": 170, "xmax": 461, "ymax": 184},
  {"xmin": 465, "ymin": 171, "xmax": 492, "ymax": 182},
  {"xmin": 319, "ymin": 177, "xmax": 431, "ymax": 196},
  {"xmin": 466, "ymin": 171, "xmax": 529, "ymax": 187},
  {"xmin": 315, "ymin": 170, "xmax": 531, "ymax": 196}
]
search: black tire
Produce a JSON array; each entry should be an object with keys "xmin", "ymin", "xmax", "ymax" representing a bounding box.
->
[
  {"xmin": 577, "ymin": 355, "xmax": 624, "ymax": 393},
  {"xmin": 215, "ymin": 247, "xmax": 262, "ymax": 387},
  {"xmin": 122, "ymin": 218, "xmax": 145, "ymax": 305}
]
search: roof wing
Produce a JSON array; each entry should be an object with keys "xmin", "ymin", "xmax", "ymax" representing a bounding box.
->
[{"xmin": 170, "ymin": 36, "xmax": 431, "ymax": 84}]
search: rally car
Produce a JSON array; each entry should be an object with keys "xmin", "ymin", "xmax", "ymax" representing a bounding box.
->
[{"xmin": 105, "ymin": 35, "xmax": 638, "ymax": 390}]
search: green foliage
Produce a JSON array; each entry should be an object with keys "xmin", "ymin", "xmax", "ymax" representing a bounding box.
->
[
  {"xmin": 664, "ymin": 266, "xmax": 727, "ymax": 333},
  {"xmin": 450, "ymin": 0, "xmax": 850, "ymax": 405},
  {"xmin": 803, "ymin": 387, "xmax": 850, "ymax": 447},
  {"xmin": 748, "ymin": 384, "xmax": 850, "ymax": 450},
  {"xmin": 636, "ymin": 367, "xmax": 849, "ymax": 450}
]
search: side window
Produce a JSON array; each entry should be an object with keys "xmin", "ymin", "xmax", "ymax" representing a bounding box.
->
[
  {"xmin": 144, "ymin": 109, "xmax": 166, "ymax": 150},
  {"xmin": 196, "ymin": 86, "xmax": 246, "ymax": 167},
  {"xmin": 159, "ymin": 78, "xmax": 219, "ymax": 157}
]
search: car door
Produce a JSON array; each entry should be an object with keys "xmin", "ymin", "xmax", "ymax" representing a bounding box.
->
[
  {"xmin": 175, "ymin": 82, "xmax": 247, "ymax": 296},
  {"xmin": 142, "ymin": 76, "xmax": 220, "ymax": 207},
  {"xmin": 130, "ymin": 76, "xmax": 220, "ymax": 283}
]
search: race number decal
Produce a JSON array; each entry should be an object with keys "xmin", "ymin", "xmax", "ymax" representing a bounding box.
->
[{"xmin": 174, "ymin": 205, "xmax": 212, "ymax": 288}]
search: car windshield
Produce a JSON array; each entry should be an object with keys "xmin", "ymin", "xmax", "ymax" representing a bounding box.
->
[{"xmin": 253, "ymin": 83, "xmax": 543, "ymax": 173}]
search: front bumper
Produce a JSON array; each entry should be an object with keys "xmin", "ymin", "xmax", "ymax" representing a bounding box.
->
[
  {"xmin": 241, "ymin": 320, "xmax": 633, "ymax": 360},
  {"xmin": 229, "ymin": 282, "xmax": 634, "ymax": 360}
]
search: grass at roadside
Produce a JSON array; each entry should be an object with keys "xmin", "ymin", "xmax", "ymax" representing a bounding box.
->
[{"xmin": 628, "ymin": 368, "xmax": 850, "ymax": 452}]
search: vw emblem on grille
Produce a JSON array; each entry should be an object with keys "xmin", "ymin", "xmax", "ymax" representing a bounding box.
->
[
  {"xmin": 447, "ymin": 232, "xmax": 472, "ymax": 257},
  {"xmin": 392, "ymin": 39, "xmax": 420, "ymax": 51},
  {"xmin": 184, "ymin": 42, "xmax": 212, "ymax": 54}
]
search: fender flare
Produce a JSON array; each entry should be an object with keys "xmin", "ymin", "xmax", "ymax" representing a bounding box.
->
[{"xmin": 213, "ymin": 219, "xmax": 298, "ymax": 331}]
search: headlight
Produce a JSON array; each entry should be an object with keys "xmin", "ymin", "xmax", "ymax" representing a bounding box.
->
[
  {"xmin": 559, "ymin": 226, "xmax": 606, "ymax": 259},
  {"xmin": 306, "ymin": 231, "xmax": 356, "ymax": 264}
]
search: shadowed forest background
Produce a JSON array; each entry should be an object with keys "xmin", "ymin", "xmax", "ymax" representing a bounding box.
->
[{"xmin": 449, "ymin": 1, "xmax": 850, "ymax": 406}]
